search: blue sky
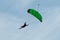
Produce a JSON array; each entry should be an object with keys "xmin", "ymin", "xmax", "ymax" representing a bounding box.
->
[{"xmin": 0, "ymin": 0, "xmax": 60, "ymax": 40}]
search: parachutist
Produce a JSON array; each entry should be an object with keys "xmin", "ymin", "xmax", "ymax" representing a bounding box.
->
[{"xmin": 19, "ymin": 22, "xmax": 28, "ymax": 29}]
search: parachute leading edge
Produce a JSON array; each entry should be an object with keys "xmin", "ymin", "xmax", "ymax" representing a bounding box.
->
[{"xmin": 27, "ymin": 9, "xmax": 42, "ymax": 22}]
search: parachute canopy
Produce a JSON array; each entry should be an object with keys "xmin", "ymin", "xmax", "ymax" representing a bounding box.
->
[{"xmin": 27, "ymin": 9, "xmax": 42, "ymax": 22}]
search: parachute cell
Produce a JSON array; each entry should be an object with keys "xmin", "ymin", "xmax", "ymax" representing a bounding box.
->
[{"xmin": 27, "ymin": 9, "xmax": 42, "ymax": 22}]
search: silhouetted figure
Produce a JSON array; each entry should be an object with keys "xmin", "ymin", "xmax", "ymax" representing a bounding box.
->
[{"xmin": 19, "ymin": 22, "xmax": 28, "ymax": 29}]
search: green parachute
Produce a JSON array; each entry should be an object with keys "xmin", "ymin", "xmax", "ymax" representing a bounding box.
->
[{"xmin": 27, "ymin": 9, "xmax": 42, "ymax": 22}]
